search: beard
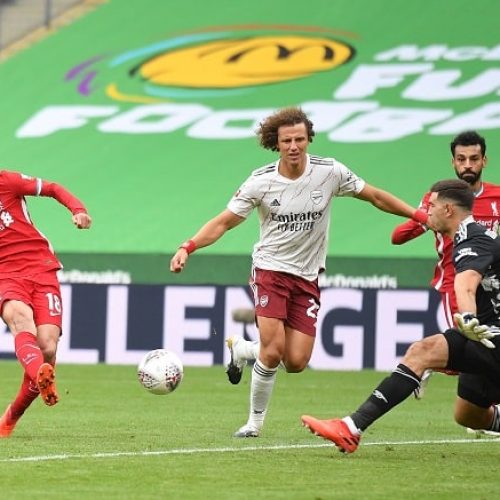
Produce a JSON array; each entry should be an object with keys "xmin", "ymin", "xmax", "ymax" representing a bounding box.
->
[{"xmin": 457, "ymin": 170, "xmax": 481, "ymax": 185}]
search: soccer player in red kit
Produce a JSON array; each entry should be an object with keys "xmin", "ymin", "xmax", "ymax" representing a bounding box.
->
[
  {"xmin": 392, "ymin": 131, "xmax": 500, "ymax": 399},
  {"xmin": 0, "ymin": 170, "xmax": 92, "ymax": 437}
]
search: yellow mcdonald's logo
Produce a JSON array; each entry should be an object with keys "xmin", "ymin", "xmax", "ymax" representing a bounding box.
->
[{"xmin": 138, "ymin": 35, "xmax": 354, "ymax": 88}]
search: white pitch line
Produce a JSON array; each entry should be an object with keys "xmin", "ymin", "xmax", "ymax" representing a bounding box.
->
[{"xmin": 1, "ymin": 437, "xmax": 499, "ymax": 463}]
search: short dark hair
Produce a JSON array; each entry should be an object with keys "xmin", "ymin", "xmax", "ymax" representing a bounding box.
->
[
  {"xmin": 430, "ymin": 179, "xmax": 474, "ymax": 211},
  {"xmin": 257, "ymin": 107, "xmax": 315, "ymax": 151},
  {"xmin": 450, "ymin": 130, "xmax": 486, "ymax": 157}
]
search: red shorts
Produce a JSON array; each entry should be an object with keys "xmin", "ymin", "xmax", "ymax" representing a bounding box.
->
[
  {"xmin": 440, "ymin": 289, "xmax": 458, "ymax": 329},
  {"xmin": 439, "ymin": 289, "xmax": 459, "ymax": 376},
  {"xmin": 0, "ymin": 271, "xmax": 63, "ymax": 328},
  {"xmin": 249, "ymin": 268, "xmax": 320, "ymax": 336}
]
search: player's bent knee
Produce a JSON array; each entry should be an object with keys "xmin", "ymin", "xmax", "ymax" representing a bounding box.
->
[
  {"xmin": 41, "ymin": 346, "xmax": 57, "ymax": 363},
  {"xmin": 403, "ymin": 340, "xmax": 426, "ymax": 360},
  {"xmin": 3, "ymin": 304, "xmax": 36, "ymax": 333},
  {"xmin": 404, "ymin": 336, "xmax": 440, "ymax": 364},
  {"xmin": 285, "ymin": 365, "xmax": 306, "ymax": 373},
  {"xmin": 283, "ymin": 359, "xmax": 308, "ymax": 373},
  {"xmin": 37, "ymin": 339, "xmax": 58, "ymax": 361},
  {"xmin": 260, "ymin": 351, "xmax": 283, "ymax": 368}
]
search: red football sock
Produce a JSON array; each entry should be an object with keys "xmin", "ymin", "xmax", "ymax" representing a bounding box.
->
[
  {"xmin": 14, "ymin": 331, "xmax": 44, "ymax": 382},
  {"xmin": 10, "ymin": 372, "xmax": 40, "ymax": 418}
]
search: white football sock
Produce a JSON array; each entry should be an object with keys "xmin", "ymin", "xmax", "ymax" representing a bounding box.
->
[
  {"xmin": 343, "ymin": 416, "xmax": 362, "ymax": 436},
  {"xmin": 243, "ymin": 340, "xmax": 259, "ymax": 360},
  {"xmin": 247, "ymin": 358, "xmax": 277, "ymax": 431}
]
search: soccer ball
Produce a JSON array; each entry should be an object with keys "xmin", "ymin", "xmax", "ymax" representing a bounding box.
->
[{"xmin": 137, "ymin": 349, "xmax": 184, "ymax": 395}]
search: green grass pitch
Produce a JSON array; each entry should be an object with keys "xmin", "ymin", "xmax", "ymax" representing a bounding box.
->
[{"xmin": 0, "ymin": 362, "xmax": 498, "ymax": 499}]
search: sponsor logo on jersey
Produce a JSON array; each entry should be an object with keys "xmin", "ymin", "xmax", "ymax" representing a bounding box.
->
[
  {"xmin": 271, "ymin": 211, "xmax": 322, "ymax": 223},
  {"xmin": 476, "ymin": 218, "xmax": 500, "ymax": 234},
  {"xmin": 270, "ymin": 199, "xmax": 281, "ymax": 207},
  {"xmin": 271, "ymin": 210, "xmax": 323, "ymax": 232},
  {"xmin": 455, "ymin": 247, "xmax": 478, "ymax": 262}
]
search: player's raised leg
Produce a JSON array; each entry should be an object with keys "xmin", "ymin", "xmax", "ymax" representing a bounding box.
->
[
  {"xmin": 302, "ymin": 363, "xmax": 422, "ymax": 453},
  {"xmin": 36, "ymin": 362, "xmax": 58, "ymax": 406},
  {"xmin": 226, "ymin": 335, "xmax": 259, "ymax": 384},
  {"xmin": 35, "ymin": 324, "xmax": 61, "ymax": 406}
]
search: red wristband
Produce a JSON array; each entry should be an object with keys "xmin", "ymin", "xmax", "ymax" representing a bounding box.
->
[
  {"xmin": 411, "ymin": 210, "xmax": 428, "ymax": 225},
  {"xmin": 179, "ymin": 239, "xmax": 197, "ymax": 255}
]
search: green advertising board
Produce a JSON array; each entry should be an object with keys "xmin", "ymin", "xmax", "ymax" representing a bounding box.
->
[{"xmin": 1, "ymin": 0, "xmax": 499, "ymax": 285}]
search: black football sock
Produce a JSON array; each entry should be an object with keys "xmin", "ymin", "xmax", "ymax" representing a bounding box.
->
[{"xmin": 350, "ymin": 364, "xmax": 421, "ymax": 431}]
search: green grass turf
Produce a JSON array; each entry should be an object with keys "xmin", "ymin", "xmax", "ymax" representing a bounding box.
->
[{"xmin": 0, "ymin": 362, "xmax": 498, "ymax": 499}]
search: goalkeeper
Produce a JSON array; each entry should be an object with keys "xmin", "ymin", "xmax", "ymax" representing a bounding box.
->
[{"xmin": 302, "ymin": 179, "xmax": 500, "ymax": 454}]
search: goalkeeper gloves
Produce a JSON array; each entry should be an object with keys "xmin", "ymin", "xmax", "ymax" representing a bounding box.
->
[{"xmin": 453, "ymin": 313, "xmax": 500, "ymax": 349}]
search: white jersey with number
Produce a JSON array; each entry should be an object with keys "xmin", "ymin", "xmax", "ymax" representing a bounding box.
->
[{"xmin": 227, "ymin": 154, "xmax": 365, "ymax": 281}]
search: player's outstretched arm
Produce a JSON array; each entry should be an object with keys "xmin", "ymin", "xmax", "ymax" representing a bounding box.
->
[
  {"xmin": 41, "ymin": 181, "xmax": 88, "ymax": 214},
  {"xmin": 170, "ymin": 209, "xmax": 245, "ymax": 273},
  {"xmin": 391, "ymin": 219, "xmax": 427, "ymax": 245},
  {"xmin": 391, "ymin": 191, "xmax": 430, "ymax": 244},
  {"xmin": 355, "ymin": 183, "xmax": 428, "ymax": 225}
]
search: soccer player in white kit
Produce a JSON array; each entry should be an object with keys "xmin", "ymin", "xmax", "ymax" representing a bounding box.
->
[{"xmin": 170, "ymin": 107, "xmax": 428, "ymax": 437}]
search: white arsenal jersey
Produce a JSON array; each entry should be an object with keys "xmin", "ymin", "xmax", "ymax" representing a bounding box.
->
[{"xmin": 227, "ymin": 154, "xmax": 365, "ymax": 281}]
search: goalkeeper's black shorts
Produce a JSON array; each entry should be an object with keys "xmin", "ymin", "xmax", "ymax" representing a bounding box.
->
[{"xmin": 443, "ymin": 328, "xmax": 500, "ymax": 407}]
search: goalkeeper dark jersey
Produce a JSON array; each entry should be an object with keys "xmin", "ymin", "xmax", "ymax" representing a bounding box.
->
[{"xmin": 453, "ymin": 215, "xmax": 500, "ymax": 327}]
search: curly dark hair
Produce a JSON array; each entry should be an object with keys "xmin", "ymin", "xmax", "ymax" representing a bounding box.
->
[
  {"xmin": 257, "ymin": 107, "xmax": 315, "ymax": 151},
  {"xmin": 450, "ymin": 130, "xmax": 486, "ymax": 157}
]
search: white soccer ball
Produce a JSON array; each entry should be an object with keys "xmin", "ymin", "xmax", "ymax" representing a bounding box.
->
[{"xmin": 137, "ymin": 349, "xmax": 184, "ymax": 395}]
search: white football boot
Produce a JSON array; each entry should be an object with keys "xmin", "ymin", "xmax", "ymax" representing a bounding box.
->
[
  {"xmin": 466, "ymin": 428, "xmax": 500, "ymax": 438},
  {"xmin": 413, "ymin": 369, "xmax": 433, "ymax": 400},
  {"xmin": 233, "ymin": 423, "xmax": 260, "ymax": 438}
]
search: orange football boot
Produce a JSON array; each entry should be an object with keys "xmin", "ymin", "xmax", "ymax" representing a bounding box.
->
[
  {"xmin": 37, "ymin": 363, "xmax": 59, "ymax": 406},
  {"xmin": 0, "ymin": 405, "xmax": 20, "ymax": 438},
  {"xmin": 302, "ymin": 415, "xmax": 361, "ymax": 453}
]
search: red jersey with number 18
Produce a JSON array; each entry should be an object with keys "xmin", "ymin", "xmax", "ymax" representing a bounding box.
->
[{"xmin": 0, "ymin": 170, "xmax": 87, "ymax": 278}]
